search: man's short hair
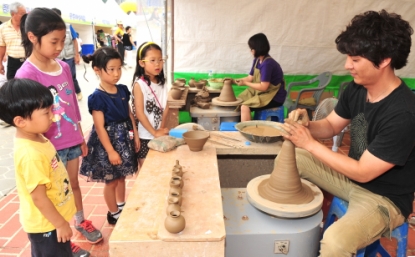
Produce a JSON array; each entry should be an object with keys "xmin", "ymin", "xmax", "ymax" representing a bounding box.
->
[
  {"xmin": 0, "ymin": 79, "xmax": 53, "ymax": 126},
  {"xmin": 335, "ymin": 9, "xmax": 413, "ymax": 70},
  {"xmin": 9, "ymin": 2, "xmax": 24, "ymax": 15}
]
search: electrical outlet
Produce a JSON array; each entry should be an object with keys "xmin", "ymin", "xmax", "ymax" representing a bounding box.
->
[{"xmin": 274, "ymin": 240, "xmax": 290, "ymax": 254}]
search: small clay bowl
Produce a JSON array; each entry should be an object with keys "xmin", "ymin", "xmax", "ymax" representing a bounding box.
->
[
  {"xmin": 170, "ymin": 88, "xmax": 184, "ymax": 100},
  {"xmin": 172, "ymin": 81, "xmax": 185, "ymax": 88},
  {"xmin": 196, "ymin": 83, "xmax": 204, "ymax": 89},
  {"xmin": 182, "ymin": 131, "xmax": 210, "ymax": 152}
]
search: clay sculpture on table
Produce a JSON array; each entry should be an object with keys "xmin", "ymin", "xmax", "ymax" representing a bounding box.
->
[
  {"xmin": 171, "ymin": 175, "xmax": 184, "ymax": 188},
  {"xmin": 191, "ymin": 87, "xmax": 211, "ymax": 109},
  {"xmin": 164, "ymin": 210, "xmax": 186, "ymax": 234},
  {"xmin": 174, "ymin": 160, "xmax": 182, "ymax": 170},
  {"xmin": 189, "ymin": 78, "xmax": 196, "ymax": 87},
  {"xmin": 169, "ymin": 179, "xmax": 182, "ymax": 195},
  {"xmin": 170, "ymin": 88, "xmax": 184, "ymax": 100},
  {"xmin": 166, "ymin": 196, "xmax": 181, "ymax": 215},
  {"xmin": 170, "ymin": 191, "xmax": 182, "ymax": 206}
]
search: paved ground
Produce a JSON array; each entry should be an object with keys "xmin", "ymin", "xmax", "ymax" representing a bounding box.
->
[{"xmin": 0, "ymin": 58, "xmax": 137, "ymax": 200}]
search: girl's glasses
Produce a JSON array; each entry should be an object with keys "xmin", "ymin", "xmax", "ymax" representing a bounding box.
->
[{"xmin": 142, "ymin": 59, "xmax": 165, "ymax": 65}]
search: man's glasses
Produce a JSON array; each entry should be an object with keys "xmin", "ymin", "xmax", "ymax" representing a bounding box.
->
[{"xmin": 142, "ymin": 59, "xmax": 165, "ymax": 65}]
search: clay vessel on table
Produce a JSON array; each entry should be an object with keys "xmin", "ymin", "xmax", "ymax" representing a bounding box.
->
[
  {"xmin": 174, "ymin": 160, "xmax": 182, "ymax": 170},
  {"xmin": 164, "ymin": 210, "xmax": 186, "ymax": 234},
  {"xmin": 175, "ymin": 78, "xmax": 186, "ymax": 84},
  {"xmin": 172, "ymin": 167, "xmax": 183, "ymax": 177},
  {"xmin": 170, "ymin": 179, "xmax": 182, "ymax": 194},
  {"xmin": 166, "ymin": 196, "xmax": 181, "ymax": 215},
  {"xmin": 218, "ymin": 78, "xmax": 237, "ymax": 102},
  {"xmin": 199, "ymin": 79, "xmax": 208, "ymax": 87},
  {"xmin": 194, "ymin": 82, "xmax": 204, "ymax": 89},
  {"xmin": 172, "ymin": 175, "xmax": 184, "ymax": 188},
  {"xmin": 170, "ymin": 192, "xmax": 182, "ymax": 206},
  {"xmin": 189, "ymin": 78, "xmax": 196, "ymax": 87},
  {"xmin": 258, "ymin": 140, "xmax": 314, "ymax": 204},
  {"xmin": 170, "ymin": 88, "xmax": 184, "ymax": 100},
  {"xmin": 182, "ymin": 131, "xmax": 210, "ymax": 152},
  {"xmin": 172, "ymin": 81, "xmax": 185, "ymax": 88}
]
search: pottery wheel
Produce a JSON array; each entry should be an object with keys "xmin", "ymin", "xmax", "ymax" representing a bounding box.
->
[
  {"xmin": 246, "ymin": 175, "xmax": 323, "ymax": 218},
  {"xmin": 211, "ymin": 97, "xmax": 243, "ymax": 107}
]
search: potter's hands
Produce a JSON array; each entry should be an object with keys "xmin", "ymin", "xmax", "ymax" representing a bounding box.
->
[
  {"xmin": 235, "ymin": 79, "xmax": 244, "ymax": 86},
  {"xmin": 0, "ymin": 63, "xmax": 4, "ymax": 75},
  {"xmin": 288, "ymin": 108, "xmax": 310, "ymax": 126},
  {"xmin": 108, "ymin": 150, "xmax": 122, "ymax": 165},
  {"xmin": 154, "ymin": 127, "xmax": 169, "ymax": 138},
  {"xmin": 281, "ymin": 119, "xmax": 316, "ymax": 151}
]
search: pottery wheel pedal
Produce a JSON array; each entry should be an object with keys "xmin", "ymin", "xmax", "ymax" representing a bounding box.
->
[{"xmin": 246, "ymin": 140, "xmax": 323, "ymax": 218}]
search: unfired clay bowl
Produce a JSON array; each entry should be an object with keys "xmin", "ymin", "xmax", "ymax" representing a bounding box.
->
[
  {"xmin": 182, "ymin": 131, "xmax": 210, "ymax": 151},
  {"xmin": 235, "ymin": 121, "xmax": 284, "ymax": 143}
]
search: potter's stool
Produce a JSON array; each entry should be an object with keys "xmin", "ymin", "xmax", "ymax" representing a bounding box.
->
[
  {"xmin": 322, "ymin": 196, "xmax": 408, "ymax": 257},
  {"xmin": 219, "ymin": 122, "xmax": 238, "ymax": 131},
  {"xmin": 253, "ymin": 106, "xmax": 285, "ymax": 123}
]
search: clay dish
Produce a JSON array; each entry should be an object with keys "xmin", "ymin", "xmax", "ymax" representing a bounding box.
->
[
  {"xmin": 172, "ymin": 81, "xmax": 185, "ymax": 88},
  {"xmin": 182, "ymin": 131, "xmax": 210, "ymax": 151},
  {"xmin": 235, "ymin": 121, "xmax": 284, "ymax": 143},
  {"xmin": 194, "ymin": 82, "xmax": 204, "ymax": 89},
  {"xmin": 170, "ymin": 87, "xmax": 184, "ymax": 100}
]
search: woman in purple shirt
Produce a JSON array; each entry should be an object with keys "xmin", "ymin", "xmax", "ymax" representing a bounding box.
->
[{"xmin": 236, "ymin": 33, "xmax": 287, "ymax": 121}]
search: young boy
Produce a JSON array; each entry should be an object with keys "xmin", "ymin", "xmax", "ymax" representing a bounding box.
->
[{"xmin": 0, "ymin": 79, "xmax": 76, "ymax": 257}]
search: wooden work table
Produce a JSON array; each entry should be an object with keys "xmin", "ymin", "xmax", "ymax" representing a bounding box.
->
[{"xmin": 109, "ymin": 132, "xmax": 282, "ymax": 256}]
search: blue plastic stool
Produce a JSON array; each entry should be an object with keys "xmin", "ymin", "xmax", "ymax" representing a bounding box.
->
[
  {"xmin": 253, "ymin": 107, "xmax": 285, "ymax": 123},
  {"xmin": 323, "ymin": 196, "xmax": 408, "ymax": 257},
  {"xmin": 219, "ymin": 122, "xmax": 238, "ymax": 131}
]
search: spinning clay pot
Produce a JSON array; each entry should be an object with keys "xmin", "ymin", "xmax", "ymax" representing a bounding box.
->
[{"xmin": 170, "ymin": 88, "xmax": 184, "ymax": 100}]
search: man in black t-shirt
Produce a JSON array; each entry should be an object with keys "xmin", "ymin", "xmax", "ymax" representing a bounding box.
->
[{"xmin": 282, "ymin": 10, "xmax": 415, "ymax": 257}]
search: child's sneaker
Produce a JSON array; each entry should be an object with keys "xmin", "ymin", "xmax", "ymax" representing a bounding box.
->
[
  {"xmin": 71, "ymin": 242, "xmax": 90, "ymax": 257},
  {"xmin": 75, "ymin": 220, "xmax": 103, "ymax": 244}
]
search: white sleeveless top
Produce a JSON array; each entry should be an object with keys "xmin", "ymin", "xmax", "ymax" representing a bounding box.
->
[{"xmin": 132, "ymin": 78, "xmax": 168, "ymax": 140}]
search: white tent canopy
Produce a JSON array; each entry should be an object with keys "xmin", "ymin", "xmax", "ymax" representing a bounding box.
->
[{"xmin": 173, "ymin": 0, "xmax": 415, "ymax": 77}]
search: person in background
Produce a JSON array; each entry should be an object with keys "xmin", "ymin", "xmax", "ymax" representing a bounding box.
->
[
  {"xmin": 80, "ymin": 47, "xmax": 139, "ymax": 225},
  {"xmin": 0, "ymin": 2, "xmax": 26, "ymax": 80},
  {"xmin": 76, "ymin": 32, "xmax": 82, "ymax": 56},
  {"xmin": 0, "ymin": 2, "xmax": 26, "ymax": 127},
  {"xmin": 113, "ymin": 21, "xmax": 125, "ymax": 65},
  {"xmin": 122, "ymin": 26, "xmax": 136, "ymax": 68},
  {"xmin": 17, "ymin": 8, "xmax": 104, "ymax": 256},
  {"xmin": 131, "ymin": 42, "xmax": 169, "ymax": 167},
  {"xmin": 235, "ymin": 33, "xmax": 287, "ymax": 121},
  {"xmin": 51, "ymin": 8, "xmax": 83, "ymax": 101},
  {"xmin": 283, "ymin": 10, "xmax": 415, "ymax": 256},
  {"xmin": 0, "ymin": 78, "xmax": 76, "ymax": 257}
]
